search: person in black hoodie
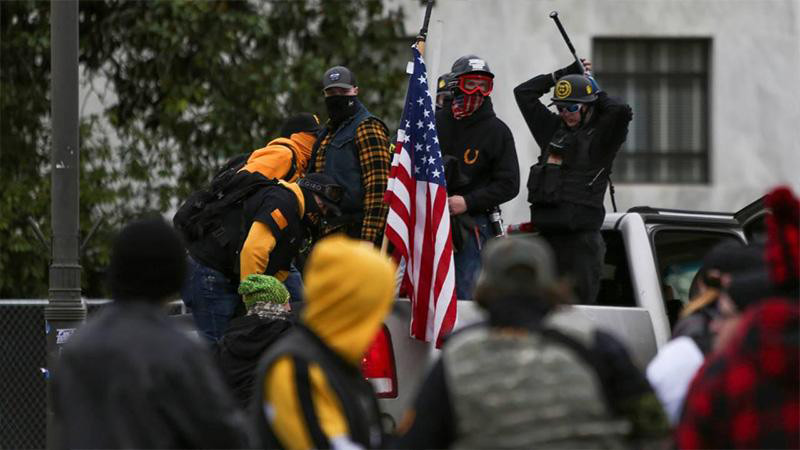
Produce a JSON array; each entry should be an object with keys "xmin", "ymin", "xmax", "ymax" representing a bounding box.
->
[
  {"xmin": 215, "ymin": 274, "xmax": 294, "ymax": 409},
  {"xmin": 437, "ymin": 55, "xmax": 520, "ymax": 300},
  {"xmin": 514, "ymin": 59, "xmax": 632, "ymax": 304},
  {"xmin": 52, "ymin": 217, "xmax": 248, "ymax": 449}
]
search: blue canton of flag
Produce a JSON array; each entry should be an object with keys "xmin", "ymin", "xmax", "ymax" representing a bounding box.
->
[{"xmin": 400, "ymin": 56, "xmax": 445, "ymax": 186}]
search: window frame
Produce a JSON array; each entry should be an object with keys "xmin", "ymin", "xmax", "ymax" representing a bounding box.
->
[{"xmin": 592, "ymin": 37, "xmax": 713, "ymax": 184}]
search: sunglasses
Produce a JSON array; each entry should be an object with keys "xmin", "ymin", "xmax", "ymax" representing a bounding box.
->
[
  {"xmin": 457, "ymin": 74, "xmax": 493, "ymax": 96},
  {"xmin": 556, "ymin": 103, "xmax": 582, "ymax": 113}
]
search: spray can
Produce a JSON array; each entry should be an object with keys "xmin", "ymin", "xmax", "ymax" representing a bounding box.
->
[{"xmin": 489, "ymin": 206, "xmax": 505, "ymax": 237}]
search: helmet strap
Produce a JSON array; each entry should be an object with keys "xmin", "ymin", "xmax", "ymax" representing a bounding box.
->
[{"xmin": 578, "ymin": 104, "xmax": 594, "ymax": 128}]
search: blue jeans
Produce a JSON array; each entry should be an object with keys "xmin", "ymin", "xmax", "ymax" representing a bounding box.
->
[
  {"xmin": 181, "ymin": 256, "xmax": 241, "ymax": 342},
  {"xmin": 283, "ymin": 264, "xmax": 305, "ymax": 303},
  {"xmin": 454, "ymin": 214, "xmax": 491, "ymax": 300}
]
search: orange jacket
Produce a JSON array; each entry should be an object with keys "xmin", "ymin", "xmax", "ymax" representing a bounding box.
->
[{"xmin": 243, "ymin": 132, "xmax": 316, "ymax": 182}]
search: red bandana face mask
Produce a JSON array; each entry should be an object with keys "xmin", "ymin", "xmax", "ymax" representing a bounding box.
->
[{"xmin": 451, "ymin": 92, "xmax": 484, "ymax": 120}]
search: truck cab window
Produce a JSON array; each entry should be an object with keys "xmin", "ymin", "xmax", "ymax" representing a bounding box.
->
[{"xmin": 652, "ymin": 230, "xmax": 742, "ymax": 328}]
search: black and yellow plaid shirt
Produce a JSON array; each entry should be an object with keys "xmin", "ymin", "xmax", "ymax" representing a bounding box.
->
[{"xmin": 313, "ymin": 118, "xmax": 391, "ymax": 246}]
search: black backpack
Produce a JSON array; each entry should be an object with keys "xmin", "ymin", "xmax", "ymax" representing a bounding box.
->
[{"xmin": 173, "ymin": 153, "xmax": 279, "ymax": 244}]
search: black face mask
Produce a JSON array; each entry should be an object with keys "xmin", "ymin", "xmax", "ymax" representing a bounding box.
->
[{"xmin": 325, "ymin": 95, "xmax": 358, "ymax": 127}]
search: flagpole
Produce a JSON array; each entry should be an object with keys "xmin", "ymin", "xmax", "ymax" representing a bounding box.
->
[{"xmin": 381, "ymin": 0, "xmax": 435, "ymax": 256}]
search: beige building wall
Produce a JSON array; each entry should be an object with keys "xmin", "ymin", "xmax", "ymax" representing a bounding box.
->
[{"xmin": 398, "ymin": 0, "xmax": 800, "ymax": 225}]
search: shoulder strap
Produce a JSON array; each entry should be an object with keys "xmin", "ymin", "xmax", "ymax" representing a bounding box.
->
[
  {"xmin": 281, "ymin": 143, "xmax": 298, "ymax": 181},
  {"xmin": 538, "ymin": 327, "xmax": 615, "ymax": 412}
]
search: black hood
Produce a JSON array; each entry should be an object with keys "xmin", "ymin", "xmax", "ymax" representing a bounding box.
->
[{"xmin": 218, "ymin": 315, "xmax": 292, "ymax": 359}]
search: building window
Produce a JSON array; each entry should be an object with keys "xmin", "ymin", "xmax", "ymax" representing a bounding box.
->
[{"xmin": 593, "ymin": 38, "xmax": 710, "ymax": 183}]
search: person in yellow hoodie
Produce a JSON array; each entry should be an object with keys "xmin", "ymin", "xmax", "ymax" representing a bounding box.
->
[
  {"xmin": 251, "ymin": 235, "xmax": 396, "ymax": 449},
  {"xmin": 183, "ymin": 173, "xmax": 343, "ymax": 342},
  {"xmin": 243, "ymin": 113, "xmax": 321, "ymax": 183}
]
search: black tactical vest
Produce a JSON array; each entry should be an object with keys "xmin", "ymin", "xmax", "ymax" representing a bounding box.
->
[{"xmin": 528, "ymin": 125, "xmax": 608, "ymax": 209}]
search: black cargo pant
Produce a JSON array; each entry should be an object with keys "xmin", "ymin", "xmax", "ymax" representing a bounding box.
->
[{"xmin": 540, "ymin": 230, "xmax": 605, "ymax": 304}]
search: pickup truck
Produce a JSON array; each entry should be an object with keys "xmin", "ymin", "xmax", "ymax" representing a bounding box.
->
[{"xmin": 363, "ymin": 199, "xmax": 767, "ymax": 427}]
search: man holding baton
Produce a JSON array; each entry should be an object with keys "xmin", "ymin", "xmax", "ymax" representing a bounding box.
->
[{"xmin": 514, "ymin": 55, "xmax": 632, "ymax": 304}]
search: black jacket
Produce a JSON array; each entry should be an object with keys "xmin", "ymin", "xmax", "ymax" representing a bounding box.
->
[
  {"xmin": 188, "ymin": 182, "xmax": 305, "ymax": 281},
  {"xmin": 436, "ymin": 97, "xmax": 520, "ymax": 213},
  {"xmin": 214, "ymin": 314, "xmax": 293, "ymax": 409},
  {"xmin": 52, "ymin": 301, "xmax": 248, "ymax": 449},
  {"xmin": 514, "ymin": 74, "xmax": 632, "ymax": 231}
]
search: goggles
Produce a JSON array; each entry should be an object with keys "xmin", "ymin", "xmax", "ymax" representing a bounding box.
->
[
  {"xmin": 298, "ymin": 179, "xmax": 344, "ymax": 204},
  {"xmin": 457, "ymin": 74, "xmax": 493, "ymax": 96},
  {"xmin": 556, "ymin": 103, "xmax": 582, "ymax": 113}
]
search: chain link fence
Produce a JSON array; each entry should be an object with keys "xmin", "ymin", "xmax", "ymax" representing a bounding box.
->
[{"xmin": 0, "ymin": 299, "xmax": 186, "ymax": 449}]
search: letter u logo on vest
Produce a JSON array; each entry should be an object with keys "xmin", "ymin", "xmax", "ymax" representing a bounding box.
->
[{"xmin": 464, "ymin": 148, "xmax": 479, "ymax": 165}]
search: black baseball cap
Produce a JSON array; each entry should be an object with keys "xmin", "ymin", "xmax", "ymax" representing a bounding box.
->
[
  {"xmin": 322, "ymin": 66, "xmax": 357, "ymax": 90},
  {"xmin": 279, "ymin": 113, "xmax": 321, "ymax": 138}
]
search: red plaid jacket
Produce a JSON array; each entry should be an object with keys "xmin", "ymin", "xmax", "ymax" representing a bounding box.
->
[{"xmin": 677, "ymin": 298, "xmax": 799, "ymax": 449}]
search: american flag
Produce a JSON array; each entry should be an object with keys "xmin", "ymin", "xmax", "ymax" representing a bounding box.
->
[{"xmin": 384, "ymin": 46, "xmax": 457, "ymax": 347}]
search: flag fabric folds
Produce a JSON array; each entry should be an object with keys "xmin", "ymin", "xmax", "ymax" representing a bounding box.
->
[{"xmin": 383, "ymin": 45, "xmax": 457, "ymax": 347}]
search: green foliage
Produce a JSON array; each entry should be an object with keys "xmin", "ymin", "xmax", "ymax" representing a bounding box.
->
[{"xmin": 0, "ymin": 0, "xmax": 409, "ymax": 298}]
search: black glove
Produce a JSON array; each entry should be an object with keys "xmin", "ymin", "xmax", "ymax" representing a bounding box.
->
[{"xmin": 552, "ymin": 60, "xmax": 584, "ymax": 82}]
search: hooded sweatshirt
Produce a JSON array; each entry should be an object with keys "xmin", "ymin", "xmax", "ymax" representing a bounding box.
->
[
  {"xmin": 215, "ymin": 314, "xmax": 293, "ymax": 409},
  {"xmin": 261, "ymin": 236, "xmax": 395, "ymax": 449},
  {"xmin": 243, "ymin": 132, "xmax": 316, "ymax": 183}
]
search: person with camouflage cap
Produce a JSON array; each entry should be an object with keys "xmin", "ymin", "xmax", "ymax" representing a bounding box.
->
[{"xmin": 394, "ymin": 236, "xmax": 668, "ymax": 448}]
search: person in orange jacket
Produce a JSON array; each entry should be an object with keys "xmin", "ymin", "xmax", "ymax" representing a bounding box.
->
[
  {"xmin": 243, "ymin": 113, "xmax": 321, "ymax": 182},
  {"xmin": 241, "ymin": 113, "xmax": 322, "ymax": 304}
]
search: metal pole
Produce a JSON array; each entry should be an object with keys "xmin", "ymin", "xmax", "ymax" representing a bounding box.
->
[{"xmin": 47, "ymin": 1, "xmax": 85, "ymax": 447}]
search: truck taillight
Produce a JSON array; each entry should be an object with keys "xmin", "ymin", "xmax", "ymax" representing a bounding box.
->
[
  {"xmin": 507, "ymin": 222, "xmax": 535, "ymax": 234},
  {"xmin": 360, "ymin": 325, "xmax": 398, "ymax": 398}
]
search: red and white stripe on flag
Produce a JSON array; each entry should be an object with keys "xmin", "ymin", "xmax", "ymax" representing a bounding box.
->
[{"xmin": 383, "ymin": 46, "xmax": 457, "ymax": 348}]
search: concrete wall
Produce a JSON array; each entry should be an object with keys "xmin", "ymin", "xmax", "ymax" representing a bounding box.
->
[{"xmin": 398, "ymin": 0, "xmax": 800, "ymax": 225}]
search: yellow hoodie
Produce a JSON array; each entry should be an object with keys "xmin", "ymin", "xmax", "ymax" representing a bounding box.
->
[
  {"xmin": 263, "ymin": 236, "xmax": 396, "ymax": 449},
  {"xmin": 243, "ymin": 132, "xmax": 316, "ymax": 183}
]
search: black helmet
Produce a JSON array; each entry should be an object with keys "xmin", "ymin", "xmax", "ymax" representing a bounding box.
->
[
  {"xmin": 450, "ymin": 55, "xmax": 494, "ymax": 79},
  {"xmin": 436, "ymin": 72, "xmax": 454, "ymax": 94},
  {"xmin": 548, "ymin": 74, "xmax": 598, "ymax": 106},
  {"xmin": 298, "ymin": 173, "xmax": 343, "ymax": 217}
]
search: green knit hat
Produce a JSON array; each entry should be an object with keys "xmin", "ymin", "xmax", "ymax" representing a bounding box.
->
[{"xmin": 238, "ymin": 274, "xmax": 290, "ymax": 310}]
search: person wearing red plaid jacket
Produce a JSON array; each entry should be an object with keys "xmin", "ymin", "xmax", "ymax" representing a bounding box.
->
[{"xmin": 677, "ymin": 186, "xmax": 800, "ymax": 449}]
